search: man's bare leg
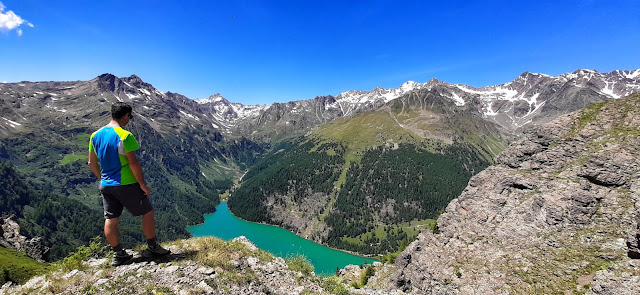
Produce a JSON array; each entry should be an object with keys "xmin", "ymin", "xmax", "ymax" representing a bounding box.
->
[
  {"xmin": 104, "ymin": 217, "xmax": 120, "ymax": 247},
  {"xmin": 142, "ymin": 209, "xmax": 156, "ymax": 240}
]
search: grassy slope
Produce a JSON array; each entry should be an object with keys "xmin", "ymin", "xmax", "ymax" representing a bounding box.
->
[{"xmin": 0, "ymin": 247, "xmax": 48, "ymax": 285}]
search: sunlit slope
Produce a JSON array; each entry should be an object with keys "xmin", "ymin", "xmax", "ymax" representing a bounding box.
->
[
  {"xmin": 314, "ymin": 89, "xmax": 509, "ymax": 161},
  {"xmin": 230, "ymin": 90, "xmax": 511, "ymax": 255}
]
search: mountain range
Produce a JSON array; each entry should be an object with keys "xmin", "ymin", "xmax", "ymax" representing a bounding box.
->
[
  {"xmin": 0, "ymin": 68, "xmax": 639, "ymax": 259},
  {"xmin": 2, "ymin": 69, "xmax": 638, "ymax": 140},
  {"xmin": 193, "ymin": 68, "xmax": 640, "ymax": 135}
]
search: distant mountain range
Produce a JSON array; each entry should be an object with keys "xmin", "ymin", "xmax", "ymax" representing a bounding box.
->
[
  {"xmin": 194, "ymin": 69, "xmax": 640, "ymax": 135},
  {"xmin": 2, "ymin": 69, "xmax": 638, "ymax": 139}
]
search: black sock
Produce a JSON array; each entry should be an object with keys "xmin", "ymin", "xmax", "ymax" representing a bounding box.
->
[{"xmin": 146, "ymin": 237, "xmax": 157, "ymax": 248}]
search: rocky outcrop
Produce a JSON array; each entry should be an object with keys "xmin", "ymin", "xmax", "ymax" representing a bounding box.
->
[
  {"xmin": 393, "ymin": 93, "xmax": 640, "ymax": 294},
  {"xmin": 2, "ymin": 237, "xmax": 318, "ymax": 295},
  {"xmin": 0, "ymin": 215, "xmax": 49, "ymax": 262},
  {"xmin": 1, "ymin": 236, "xmax": 404, "ymax": 295}
]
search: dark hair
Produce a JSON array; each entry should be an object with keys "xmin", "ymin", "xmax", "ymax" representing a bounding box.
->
[{"xmin": 111, "ymin": 102, "xmax": 132, "ymax": 119}]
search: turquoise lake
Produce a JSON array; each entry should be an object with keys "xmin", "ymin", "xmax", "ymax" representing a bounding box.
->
[{"xmin": 187, "ymin": 202, "xmax": 375, "ymax": 275}]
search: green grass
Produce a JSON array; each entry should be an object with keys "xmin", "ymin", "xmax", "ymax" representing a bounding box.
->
[
  {"xmin": 567, "ymin": 101, "xmax": 607, "ymax": 138},
  {"xmin": 321, "ymin": 276, "xmax": 350, "ymax": 295},
  {"xmin": 71, "ymin": 133, "xmax": 91, "ymax": 148},
  {"xmin": 167, "ymin": 174, "xmax": 202, "ymax": 195},
  {"xmin": 314, "ymin": 110, "xmax": 417, "ymax": 155},
  {"xmin": 313, "ymin": 105, "xmax": 508, "ymax": 166},
  {"xmin": 342, "ymin": 219, "xmax": 436, "ymax": 246},
  {"xmin": 176, "ymin": 237, "xmax": 274, "ymax": 270},
  {"xmin": 333, "ymin": 162, "xmax": 351, "ymax": 190},
  {"xmin": 60, "ymin": 154, "xmax": 87, "ymax": 165},
  {"xmin": 285, "ymin": 255, "xmax": 314, "ymax": 276},
  {"xmin": 0, "ymin": 246, "xmax": 49, "ymax": 284}
]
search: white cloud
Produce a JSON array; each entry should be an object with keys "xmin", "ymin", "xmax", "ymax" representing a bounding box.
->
[{"xmin": 0, "ymin": 1, "xmax": 34, "ymax": 35}]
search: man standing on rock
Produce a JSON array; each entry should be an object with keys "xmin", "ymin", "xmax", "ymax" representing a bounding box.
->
[{"xmin": 88, "ymin": 102, "xmax": 169, "ymax": 266}]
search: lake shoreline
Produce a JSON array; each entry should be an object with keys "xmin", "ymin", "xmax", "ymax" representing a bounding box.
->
[
  {"xmin": 187, "ymin": 201, "xmax": 378, "ymax": 275},
  {"xmin": 188, "ymin": 201, "xmax": 380, "ymax": 259}
]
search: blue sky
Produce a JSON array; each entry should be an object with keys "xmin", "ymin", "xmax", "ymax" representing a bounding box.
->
[{"xmin": 1, "ymin": 1, "xmax": 639, "ymax": 105}]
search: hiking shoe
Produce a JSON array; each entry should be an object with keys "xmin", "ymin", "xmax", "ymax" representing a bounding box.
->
[
  {"xmin": 112, "ymin": 251, "xmax": 133, "ymax": 266},
  {"xmin": 142, "ymin": 244, "xmax": 170, "ymax": 258}
]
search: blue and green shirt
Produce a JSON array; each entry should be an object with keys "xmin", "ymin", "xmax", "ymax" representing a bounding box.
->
[{"xmin": 89, "ymin": 126, "xmax": 140, "ymax": 187}]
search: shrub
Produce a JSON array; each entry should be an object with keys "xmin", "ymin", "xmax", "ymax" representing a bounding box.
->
[
  {"xmin": 55, "ymin": 236, "xmax": 104, "ymax": 271},
  {"xmin": 285, "ymin": 255, "xmax": 314, "ymax": 276},
  {"xmin": 321, "ymin": 276, "xmax": 350, "ymax": 295},
  {"xmin": 360, "ymin": 265, "xmax": 375, "ymax": 286}
]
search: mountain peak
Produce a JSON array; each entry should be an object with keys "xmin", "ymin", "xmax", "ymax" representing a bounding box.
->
[
  {"xmin": 208, "ymin": 93, "xmax": 224, "ymax": 99},
  {"xmin": 401, "ymin": 80, "xmax": 419, "ymax": 86},
  {"xmin": 194, "ymin": 93, "xmax": 231, "ymax": 105},
  {"xmin": 97, "ymin": 73, "xmax": 117, "ymax": 81},
  {"xmin": 512, "ymin": 71, "xmax": 550, "ymax": 84},
  {"xmin": 573, "ymin": 68, "xmax": 599, "ymax": 74},
  {"xmin": 517, "ymin": 71, "xmax": 533, "ymax": 78},
  {"xmin": 127, "ymin": 74, "xmax": 143, "ymax": 83}
]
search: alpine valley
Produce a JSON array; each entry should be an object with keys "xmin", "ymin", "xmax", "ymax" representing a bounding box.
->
[{"xmin": 1, "ymin": 69, "xmax": 640, "ymax": 292}]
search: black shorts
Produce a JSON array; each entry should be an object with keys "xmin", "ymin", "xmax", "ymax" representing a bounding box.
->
[{"xmin": 100, "ymin": 183, "xmax": 153, "ymax": 219}]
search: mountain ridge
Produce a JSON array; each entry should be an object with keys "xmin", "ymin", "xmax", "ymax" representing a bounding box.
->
[
  {"xmin": 188, "ymin": 68, "xmax": 640, "ymax": 134},
  {"xmin": 4, "ymin": 68, "xmax": 637, "ymax": 140}
]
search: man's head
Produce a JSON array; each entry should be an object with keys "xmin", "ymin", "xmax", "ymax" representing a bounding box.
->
[{"xmin": 111, "ymin": 102, "xmax": 133, "ymax": 120}]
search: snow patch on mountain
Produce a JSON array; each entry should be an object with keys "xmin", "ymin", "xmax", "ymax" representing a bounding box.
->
[
  {"xmin": 449, "ymin": 91, "xmax": 465, "ymax": 106},
  {"xmin": 456, "ymin": 85, "xmax": 520, "ymax": 101},
  {"xmin": 195, "ymin": 94, "xmax": 268, "ymax": 120},
  {"xmin": 179, "ymin": 110, "xmax": 199, "ymax": 121},
  {"xmin": 139, "ymin": 88, "xmax": 151, "ymax": 96},
  {"xmin": 2, "ymin": 117, "xmax": 21, "ymax": 128},
  {"xmin": 600, "ymin": 81, "xmax": 619, "ymax": 98},
  {"xmin": 625, "ymin": 69, "xmax": 640, "ymax": 79}
]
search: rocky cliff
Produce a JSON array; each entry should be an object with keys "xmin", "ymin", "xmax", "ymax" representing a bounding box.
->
[
  {"xmin": 0, "ymin": 215, "xmax": 49, "ymax": 262},
  {"xmin": 394, "ymin": 93, "xmax": 640, "ymax": 294}
]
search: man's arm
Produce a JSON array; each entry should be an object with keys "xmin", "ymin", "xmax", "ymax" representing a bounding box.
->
[
  {"xmin": 126, "ymin": 151, "xmax": 151, "ymax": 196},
  {"xmin": 88, "ymin": 152, "xmax": 101, "ymax": 179}
]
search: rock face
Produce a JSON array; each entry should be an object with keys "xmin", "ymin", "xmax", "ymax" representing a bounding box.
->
[
  {"xmin": 0, "ymin": 215, "xmax": 49, "ymax": 262},
  {"xmin": 394, "ymin": 93, "xmax": 640, "ymax": 294}
]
